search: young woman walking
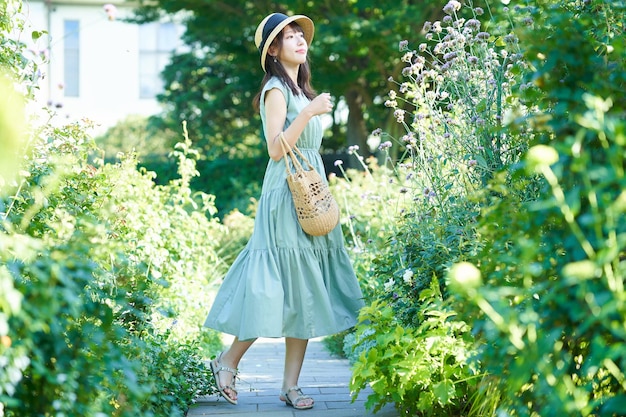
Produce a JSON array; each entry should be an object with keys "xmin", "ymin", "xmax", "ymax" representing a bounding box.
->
[{"xmin": 204, "ymin": 12, "xmax": 364, "ymax": 410}]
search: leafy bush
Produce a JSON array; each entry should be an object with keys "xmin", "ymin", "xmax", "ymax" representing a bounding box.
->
[
  {"xmin": 95, "ymin": 114, "xmax": 178, "ymax": 158},
  {"xmin": 100, "ymin": 129, "xmax": 227, "ymax": 348},
  {"xmin": 348, "ymin": 1, "xmax": 626, "ymax": 415},
  {"xmin": 331, "ymin": 156, "xmax": 413, "ymax": 301},
  {"xmin": 5, "ymin": 218, "xmax": 143, "ymax": 416},
  {"xmin": 1, "ymin": 116, "xmax": 223, "ymax": 416},
  {"xmin": 350, "ymin": 279, "xmax": 479, "ymax": 416},
  {"xmin": 193, "ymin": 155, "xmax": 265, "ymax": 216},
  {"xmin": 320, "ymin": 157, "xmax": 412, "ymax": 359},
  {"xmin": 98, "ymin": 116, "xmax": 266, "ymax": 217},
  {"xmin": 343, "ymin": 0, "xmax": 534, "ymax": 413},
  {"xmin": 0, "ymin": 1, "xmax": 45, "ymax": 98},
  {"xmin": 386, "ymin": 0, "xmax": 531, "ymax": 192},
  {"xmin": 129, "ymin": 331, "xmax": 216, "ymax": 415},
  {"xmin": 450, "ymin": 1, "xmax": 626, "ymax": 415}
]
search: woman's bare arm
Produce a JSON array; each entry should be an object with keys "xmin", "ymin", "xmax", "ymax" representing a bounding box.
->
[{"xmin": 263, "ymin": 89, "xmax": 332, "ymax": 161}]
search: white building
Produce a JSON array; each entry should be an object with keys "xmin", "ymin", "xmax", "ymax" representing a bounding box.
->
[{"xmin": 23, "ymin": 0, "xmax": 185, "ymax": 133}]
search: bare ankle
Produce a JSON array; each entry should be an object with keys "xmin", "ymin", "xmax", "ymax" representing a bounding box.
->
[{"xmin": 219, "ymin": 351, "xmax": 238, "ymax": 368}]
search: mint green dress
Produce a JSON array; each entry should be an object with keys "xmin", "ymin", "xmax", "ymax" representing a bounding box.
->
[{"xmin": 204, "ymin": 77, "xmax": 364, "ymax": 341}]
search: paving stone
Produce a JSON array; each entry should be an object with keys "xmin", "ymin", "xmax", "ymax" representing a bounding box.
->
[{"xmin": 189, "ymin": 337, "xmax": 400, "ymax": 416}]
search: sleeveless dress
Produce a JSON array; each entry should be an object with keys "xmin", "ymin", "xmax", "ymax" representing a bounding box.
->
[{"xmin": 204, "ymin": 77, "xmax": 364, "ymax": 341}]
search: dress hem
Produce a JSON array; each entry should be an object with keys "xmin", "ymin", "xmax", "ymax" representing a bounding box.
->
[{"xmin": 205, "ymin": 319, "xmax": 359, "ymax": 342}]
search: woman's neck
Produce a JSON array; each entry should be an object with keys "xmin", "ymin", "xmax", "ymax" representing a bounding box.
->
[{"xmin": 283, "ymin": 64, "xmax": 300, "ymax": 86}]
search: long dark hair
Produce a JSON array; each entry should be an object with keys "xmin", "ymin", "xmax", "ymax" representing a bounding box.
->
[{"xmin": 253, "ymin": 23, "xmax": 316, "ymax": 111}]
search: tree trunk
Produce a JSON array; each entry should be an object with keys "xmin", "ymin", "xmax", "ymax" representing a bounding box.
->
[{"xmin": 345, "ymin": 88, "xmax": 370, "ymax": 167}]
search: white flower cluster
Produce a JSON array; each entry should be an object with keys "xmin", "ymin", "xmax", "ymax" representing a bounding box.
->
[{"xmin": 381, "ymin": 0, "xmax": 531, "ymax": 205}]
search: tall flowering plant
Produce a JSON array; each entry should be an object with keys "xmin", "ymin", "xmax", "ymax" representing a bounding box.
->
[
  {"xmin": 348, "ymin": 1, "xmax": 535, "ymax": 414},
  {"xmin": 386, "ymin": 0, "xmax": 531, "ymax": 208},
  {"xmin": 360, "ymin": 0, "xmax": 535, "ymax": 318}
]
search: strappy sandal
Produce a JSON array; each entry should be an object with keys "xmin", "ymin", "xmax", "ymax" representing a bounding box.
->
[
  {"xmin": 210, "ymin": 352, "xmax": 238, "ymax": 405},
  {"xmin": 279, "ymin": 385, "xmax": 314, "ymax": 410}
]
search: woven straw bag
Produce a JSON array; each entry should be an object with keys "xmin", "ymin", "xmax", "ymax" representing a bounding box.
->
[{"xmin": 278, "ymin": 133, "xmax": 340, "ymax": 236}]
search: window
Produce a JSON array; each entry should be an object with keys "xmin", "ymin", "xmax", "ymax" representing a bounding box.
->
[
  {"xmin": 64, "ymin": 20, "xmax": 80, "ymax": 97},
  {"xmin": 138, "ymin": 22, "xmax": 178, "ymax": 99}
]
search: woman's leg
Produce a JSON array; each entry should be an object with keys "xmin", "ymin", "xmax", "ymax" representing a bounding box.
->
[
  {"xmin": 281, "ymin": 337, "xmax": 314, "ymax": 407},
  {"xmin": 213, "ymin": 337, "xmax": 255, "ymax": 402}
]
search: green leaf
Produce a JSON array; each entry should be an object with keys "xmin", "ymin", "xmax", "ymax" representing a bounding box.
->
[
  {"xmin": 31, "ymin": 30, "xmax": 46, "ymax": 41},
  {"xmin": 432, "ymin": 379, "xmax": 456, "ymax": 405},
  {"xmin": 601, "ymin": 394, "xmax": 626, "ymax": 414}
]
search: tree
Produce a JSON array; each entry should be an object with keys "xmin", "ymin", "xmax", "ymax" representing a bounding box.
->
[{"xmin": 132, "ymin": 0, "xmax": 442, "ymax": 162}]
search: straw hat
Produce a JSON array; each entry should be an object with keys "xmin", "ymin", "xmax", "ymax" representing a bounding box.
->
[{"xmin": 254, "ymin": 13, "xmax": 315, "ymax": 72}]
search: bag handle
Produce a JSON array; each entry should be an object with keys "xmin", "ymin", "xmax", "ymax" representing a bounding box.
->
[{"xmin": 277, "ymin": 132, "xmax": 315, "ymax": 174}]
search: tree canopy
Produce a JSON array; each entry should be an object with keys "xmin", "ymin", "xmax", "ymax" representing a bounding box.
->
[{"xmin": 132, "ymin": 0, "xmax": 442, "ymax": 161}]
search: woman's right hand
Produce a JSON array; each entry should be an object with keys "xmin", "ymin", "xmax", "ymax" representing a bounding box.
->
[
  {"xmin": 305, "ymin": 93, "xmax": 333, "ymax": 117},
  {"xmin": 264, "ymin": 91, "xmax": 333, "ymax": 161}
]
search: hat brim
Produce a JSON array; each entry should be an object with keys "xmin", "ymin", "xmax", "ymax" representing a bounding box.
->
[{"xmin": 260, "ymin": 15, "xmax": 314, "ymax": 72}]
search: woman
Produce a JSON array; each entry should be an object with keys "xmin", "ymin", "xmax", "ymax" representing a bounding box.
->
[{"xmin": 204, "ymin": 12, "xmax": 364, "ymax": 410}]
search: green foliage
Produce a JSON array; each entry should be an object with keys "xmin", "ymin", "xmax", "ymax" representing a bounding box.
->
[
  {"xmin": 450, "ymin": 1, "xmax": 626, "ymax": 415},
  {"xmin": 193, "ymin": 155, "xmax": 265, "ymax": 216},
  {"xmin": 5, "ymin": 223, "xmax": 143, "ymax": 416},
  {"xmin": 518, "ymin": 0, "xmax": 626, "ymax": 130},
  {"xmin": 350, "ymin": 279, "xmax": 479, "ymax": 416},
  {"xmin": 133, "ymin": 152, "xmax": 265, "ymax": 216},
  {"xmin": 215, "ymin": 209, "xmax": 255, "ymax": 271},
  {"xmin": 0, "ymin": 0, "xmax": 38, "ymax": 184},
  {"xmin": 386, "ymin": 0, "xmax": 531, "ymax": 190},
  {"xmin": 129, "ymin": 332, "xmax": 216, "ymax": 415},
  {"xmin": 4, "ymin": 1, "xmax": 623, "ymax": 417},
  {"xmin": 1, "ymin": 116, "xmax": 222, "ymax": 415},
  {"xmin": 0, "ymin": 0, "xmax": 46, "ymax": 98},
  {"xmin": 95, "ymin": 115, "xmax": 178, "ymax": 158},
  {"xmin": 322, "ymin": 329, "xmax": 351, "ymax": 359},
  {"xmin": 343, "ymin": 327, "xmax": 376, "ymax": 365},
  {"xmin": 342, "ymin": 0, "xmax": 535, "ymax": 414},
  {"xmin": 98, "ymin": 115, "xmax": 265, "ymax": 216},
  {"xmin": 330, "ymin": 157, "xmax": 413, "ymax": 302},
  {"xmin": 99, "ymin": 124, "xmax": 228, "ymax": 347},
  {"xmin": 377, "ymin": 201, "xmax": 478, "ymax": 327},
  {"xmin": 335, "ymin": 150, "xmax": 489, "ymax": 416},
  {"xmin": 2, "ymin": 121, "xmax": 150, "ymax": 415},
  {"xmin": 1, "ymin": 5, "xmax": 235, "ymax": 410}
]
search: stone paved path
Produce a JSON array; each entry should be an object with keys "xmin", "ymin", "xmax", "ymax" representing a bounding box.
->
[{"xmin": 189, "ymin": 337, "xmax": 399, "ymax": 417}]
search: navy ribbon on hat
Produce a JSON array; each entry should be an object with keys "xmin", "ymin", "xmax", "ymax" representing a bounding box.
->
[{"xmin": 259, "ymin": 13, "xmax": 289, "ymax": 54}]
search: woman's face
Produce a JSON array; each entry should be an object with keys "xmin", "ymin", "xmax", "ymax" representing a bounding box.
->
[{"xmin": 274, "ymin": 24, "xmax": 308, "ymax": 68}]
